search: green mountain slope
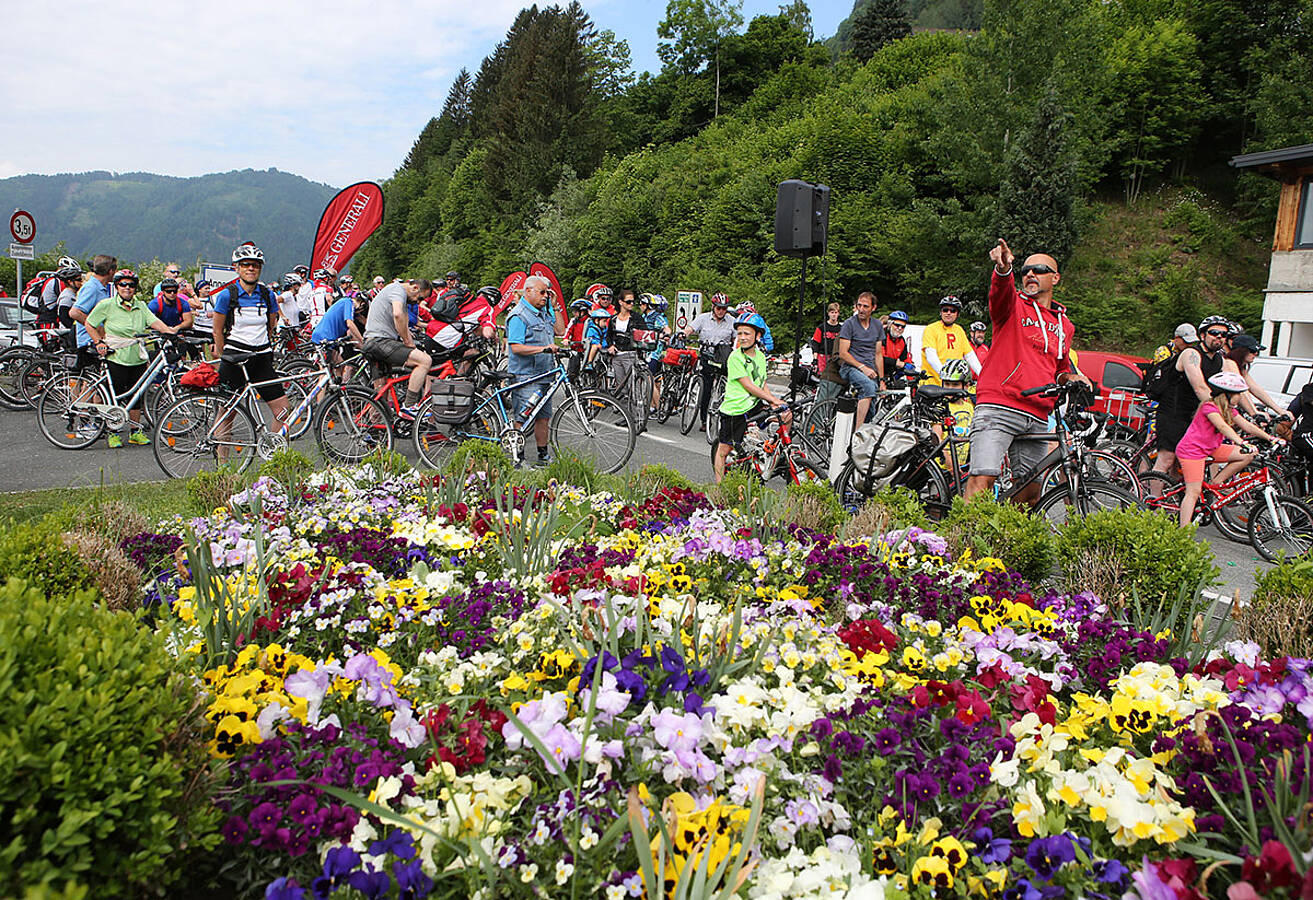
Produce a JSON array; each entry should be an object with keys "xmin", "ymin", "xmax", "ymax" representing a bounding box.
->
[{"xmin": 0, "ymin": 169, "xmax": 338, "ymax": 274}]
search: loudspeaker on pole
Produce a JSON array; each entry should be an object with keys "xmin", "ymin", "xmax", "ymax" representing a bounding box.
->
[{"xmin": 774, "ymin": 180, "xmax": 830, "ymax": 258}]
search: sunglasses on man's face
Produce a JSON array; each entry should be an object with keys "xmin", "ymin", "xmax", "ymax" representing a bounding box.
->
[
  {"xmin": 1018, "ymin": 264, "xmax": 1057, "ymax": 277},
  {"xmin": 162, "ymin": 288, "xmax": 178, "ymax": 293},
  {"xmin": 1205, "ymin": 329, "xmax": 1228, "ymax": 338}
]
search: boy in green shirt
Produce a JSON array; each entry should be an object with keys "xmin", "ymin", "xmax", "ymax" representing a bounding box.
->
[{"xmin": 713, "ymin": 314, "xmax": 790, "ymax": 482}]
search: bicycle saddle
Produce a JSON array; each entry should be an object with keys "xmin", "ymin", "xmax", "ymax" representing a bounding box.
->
[
  {"xmin": 221, "ymin": 350, "xmax": 259, "ymax": 364},
  {"xmin": 916, "ymin": 384, "xmax": 967, "ymax": 401}
]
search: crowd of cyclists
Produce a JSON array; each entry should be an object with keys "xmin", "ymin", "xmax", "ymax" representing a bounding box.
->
[{"xmin": 2, "ymin": 239, "xmax": 1311, "ymax": 556}]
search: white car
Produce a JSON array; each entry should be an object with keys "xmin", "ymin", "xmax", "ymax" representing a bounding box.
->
[
  {"xmin": 0, "ymin": 299, "xmax": 39, "ymax": 348},
  {"xmin": 1248, "ymin": 354, "xmax": 1312, "ymax": 410}
]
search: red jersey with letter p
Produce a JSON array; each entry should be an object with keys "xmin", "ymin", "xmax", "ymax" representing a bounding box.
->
[{"xmin": 975, "ymin": 271, "xmax": 1074, "ymax": 419}]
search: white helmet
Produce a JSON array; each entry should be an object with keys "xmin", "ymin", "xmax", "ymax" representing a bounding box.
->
[
  {"xmin": 283, "ymin": 273, "xmax": 304, "ymax": 288},
  {"xmin": 57, "ymin": 256, "xmax": 80, "ymax": 270},
  {"xmin": 941, "ymin": 358, "xmax": 972, "ymax": 382},
  {"xmin": 232, "ymin": 242, "xmax": 265, "ymax": 264}
]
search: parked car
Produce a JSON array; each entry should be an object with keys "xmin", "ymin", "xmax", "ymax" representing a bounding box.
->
[
  {"xmin": 1249, "ymin": 355, "xmax": 1312, "ymax": 410},
  {"xmin": 0, "ymin": 299, "xmax": 39, "ymax": 348},
  {"xmin": 1074, "ymin": 349, "xmax": 1151, "ymax": 434}
]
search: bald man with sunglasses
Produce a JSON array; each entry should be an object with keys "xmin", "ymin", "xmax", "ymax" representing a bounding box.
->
[{"xmin": 964, "ymin": 239, "xmax": 1092, "ymax": 503}]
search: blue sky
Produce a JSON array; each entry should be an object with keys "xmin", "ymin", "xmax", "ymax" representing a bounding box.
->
[{"xmin": 0, "ymin": 0, "xmax": 855, "ymax": 188}]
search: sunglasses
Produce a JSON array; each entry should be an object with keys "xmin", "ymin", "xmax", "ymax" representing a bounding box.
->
[
  {"xmin": 162, "ymin": 288, "xmax": 178, "ymax": 293},
  {"xmin": 166, "ymin": 270, "xmax": 180, "ymax": 275},
  {"xmin": 1018, "ymin": 264, "xmax": 1057, "ymax": 276},
  {"xmin": 940, "ymin": 307, "xmax": 958, "ymax": 313},
  {"xmin": 1205, "ymin": 329, "xmax": 1229, "ymax": 338}
]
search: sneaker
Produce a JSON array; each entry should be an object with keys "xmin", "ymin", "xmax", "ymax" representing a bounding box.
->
[
  {"xmin": 77, "ymin": 423, "xmax": 100, "ymax": 439},
  {"xmin": 107, "ymin": 432, "xmax": 123, "ymax": 449},
  {"xmin": 128, "ymin": 430, "xmax": 151, "ymax": 446},
  {"xmin": 533, "ymin": 450, "xmax": 552, "ymax": 468},
  {"xmin": 398, "ymin": 404, "xmax": 419, "ymax": 420}
]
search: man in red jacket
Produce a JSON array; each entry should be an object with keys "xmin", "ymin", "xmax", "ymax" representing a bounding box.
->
[{"xmin": 964, "ymin": 238, "xmax": 1091, "ymax": 503}]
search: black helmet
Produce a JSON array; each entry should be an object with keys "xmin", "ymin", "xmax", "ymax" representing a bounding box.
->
[
  {"xmin": 293, "ymin": 265, "xmax": 310, "ymax": 278},
  {"xmin": 476, "ymin": 285, "xmax": 502, "ymax": 306},
  {"xmin": 160, "ymin": 278, "xmax": 179, "ymax": 291},
  {"xmin": 445, "ymin": 270, "xmax": 460, "ymax": 280}
]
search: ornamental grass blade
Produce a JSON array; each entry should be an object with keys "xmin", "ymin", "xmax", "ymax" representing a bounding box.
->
[
  {"xmin": 716, "ymin": 774, "xmax": 766, "ymax": 899},
  {"xmin": 627, "ymin": 787, "xmax": 661, "ymax": 900}
]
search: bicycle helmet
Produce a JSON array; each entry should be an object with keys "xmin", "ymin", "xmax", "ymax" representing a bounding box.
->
[
  {"xmin": 55, "ymin": 264, "xmax": 82, "ymax": 280},
  {"xmin": 293, "ymin": 265, "xmax": 310, "ymax": 278},
  {"xmin": 340, "ymin": 274, "xmax": 354, "ymax": 284},
  {"xmin": 159, "ymin": 278, "xmax": 179, "ymax": 291},
  {"xmin": 940, "ymin": 358, "xmax": 971, "ymax": 382},
  {"xmin": 476, "ymin": 286, "xmax": 502, "ymax": 307},
  {"xmin": 1207, "ymin": 371, "xmax": 1248, "ymax": 393},
  {"xmin": 57, "ymin": 255, "xmax": 80, "ymax": 270},
  {"xmin": 638, "ymin": 292, "xmax": 656, "ymax": 306},
  {"xmin": 969, "ymin": 320, "xmax": 986, "ymax": 333},
  {"xmin": 444, "ymin": 270, "xmax": 460, "ymax": 280},
  {"xmin": 1199, "ymin": 314, "xmax": 1230, "ymax": 333},
  {"xmin": 313, "ymin": 268, "xmax": 335, "ymax": 281},
  {"xmin": 232, "ymin": 242, "xmax": 265, "ymax": 264},
  {"xmin": 649, "ymin": 293, "xmax": 669, "ymax": 311},
  {"xmin": 888, "ymin": 310, "xmax": 910, "ymax": 324},
  {"xmin": 570, "ymin": 298, "xmax": 591, "ymax": 312},
  {"xmin": 112, "ymin": 268, "xmax": 139, "ymax": 286},
  {"xmin": 711, "ymin": 292, "xmax": 730, "ymax": 308},
  {"xmin": 589, "ymin": 308, "xmax": 612, "ymax": 320},
  {"xmin": 283, "ymin": 273, "xmax": 304, "ymax": 288},
  {"xmin": 585, "ymin": 282, "xmax": 611, "ymax": 300},
  {"xmin": 938, "ymin": 295, "xmax": 961, "ymax": 310},
  {"xmin": 1227, "ymin": 321, "xmax": 1244, "ymax": 337},
  {"xmin": 736, "ymin": 312, "xmax": 767, "ymax": 335}
]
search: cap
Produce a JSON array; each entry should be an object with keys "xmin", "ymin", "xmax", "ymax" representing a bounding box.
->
[
  {"xmin": 1232, "ymin": 334, "xmax": 1264, "ymax": 353},
  {"xmin": 1174, "ymin": 323, "xmax": 1198, "ymax": 342},
  {"xmin": 1207, "ymin": 371, "xmax": 1248, "ymax": 393}
]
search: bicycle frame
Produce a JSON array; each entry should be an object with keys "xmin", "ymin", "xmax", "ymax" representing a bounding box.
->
[
  {"xmin": 66, "ymin": 339, "xmax": 174, "ymax": 419},
  {"xmin": 1148, "ymin": 466, "xmax": 1271, "ymax": 515},
  {"xmin": 216, "ymin": 361, "xmax": 334, "ymax": 439}
]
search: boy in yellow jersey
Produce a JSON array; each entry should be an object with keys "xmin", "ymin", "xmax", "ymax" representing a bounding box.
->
[{"xmin": 921, "ymin": 296, "xmax": 981, "ymax": 386}]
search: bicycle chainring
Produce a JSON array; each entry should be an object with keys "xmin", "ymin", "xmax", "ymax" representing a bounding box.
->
[
  {"xmin": 499, "ymin": 428, "xmax": 526, "ymax": 461},
  {"xmin": 257, "ymin": 431, "xmax": 289, "ymax": 460},
  {"xmin": 102, "ymin": 407, "xmax": 128, "ymax": 431}
]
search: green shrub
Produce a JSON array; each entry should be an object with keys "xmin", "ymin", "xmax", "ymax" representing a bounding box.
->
[
  {"xmin": 943, "ymin": 496, "xmax": 1057, "ymax": 585},
  {"xmin": 186, "ymin": 467, "xmax": 245, "ymax": 513},
  {"xmin": 360, "ymin": 446, "xmax": 412, "ymax": 480},
  {"xmin": 0, "ymin": 579, "xmax": 222, "ymax": 895},
  {"xmin": 543, "ymin": 448, "xmax": 601, "ymax": 491},
  {"xmin": 1240, "ymin": 558, "xmax": 1313, "ymax": 659},
  {"xmin": 45, "ymin": 499, "xmax": 148, "ymax": 546},
  {"xmin": 0, "ymin": 520, "xmax": 94, "ymax": 599},
  {"xmin": 1056, "ymin": 507, "xmax": 1218, "ymax": 608},
  {"xmin": 710, "ymin": 471, "xmax": 777, "ymax": 522},
  {"xmin": 446, "ymin": 439, "xmax": 515, "ymax": 482},
  {"xmin": 781, "ymin": 481, "xmax": 847, "ymax": 534},
  {"xmin": 628, "ymin": 463, "xmax": 698, "ymax": 501},
  {"xmin": 257, "ymin": 448, "xmax": 315, "ymax": 486},
  {"xmin": 840, "ymin": 486, "xmax": 930, "ymax": 541}
]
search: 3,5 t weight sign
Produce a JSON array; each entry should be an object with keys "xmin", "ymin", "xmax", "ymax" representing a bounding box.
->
[{"xmin": 9, "ymin": 210, "xmax": 35, "ymax": 244}]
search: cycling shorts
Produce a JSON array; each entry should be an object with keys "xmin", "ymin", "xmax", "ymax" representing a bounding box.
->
[{"xmin": 219, "ymin": 351, "xmax": 285, "ymax": 403}]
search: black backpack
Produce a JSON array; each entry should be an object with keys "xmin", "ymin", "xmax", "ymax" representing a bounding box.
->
[
  {"xmin": 218, "ymin": 283, "xmax": 274, "ymax": 338},
  {"xmin": 1141, "ymin": 351, "xmax": 1178, "ymax": 402}
]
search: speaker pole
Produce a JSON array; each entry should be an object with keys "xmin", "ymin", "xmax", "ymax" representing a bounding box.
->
[{"xmin": 790, "ymin": 255, "xmax": 808, "ymax": 401}]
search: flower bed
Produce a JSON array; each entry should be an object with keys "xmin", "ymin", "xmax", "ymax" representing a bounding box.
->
[{"xmin": 142, "ymin": 467, "xmax": 1312, "ymax": 899}]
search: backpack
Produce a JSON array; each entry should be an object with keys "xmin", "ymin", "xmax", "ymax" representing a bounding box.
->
[
  {"xmin": 218, "ymin": 283, "xmax": 274, "ymax": 338},
  {"xmin": 20, "ymin": 273, "xmax": 56, "ymax": 314},
  {"xmin": 1141, "ymin": 351, "xmax": 1178, "ymax": 401}
]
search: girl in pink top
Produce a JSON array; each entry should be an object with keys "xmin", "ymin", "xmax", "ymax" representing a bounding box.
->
[{"xmin": 1175, "ymin": 371, "xmax": 1280, "ymax": 526}]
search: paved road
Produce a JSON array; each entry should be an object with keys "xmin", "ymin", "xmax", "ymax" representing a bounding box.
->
[{"xmin": 0, "ymin": 402, "xmax": 1272, "ymax": 601}]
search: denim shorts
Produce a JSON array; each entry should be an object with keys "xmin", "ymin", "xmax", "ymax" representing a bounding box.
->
[
  {"xmin": 968, "ymin": 403, "xmax": 1050, "ymax": 477},
  {"xmin": 839, "ymin": 363, "xmax": 879, "ymax": 399},
  {"xmin": 512, "ymin": 382, "xmax": 552, "ymax": 422}
]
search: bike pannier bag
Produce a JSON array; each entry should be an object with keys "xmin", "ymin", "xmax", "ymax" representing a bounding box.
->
[
  {"xmin": 848, "ymin": 421, "xmax": 920, "ymax": 487},
  {"xmin": 427, "ymin": 379, "xmax": 477, "ymax": 424}
]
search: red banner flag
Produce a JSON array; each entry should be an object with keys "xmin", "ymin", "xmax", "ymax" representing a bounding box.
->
[
  {"xmin": 309, "ymin": 182, "xmax": 385, "ymax": 274},
  {"xmin": 494, "ymin": 270, "xmax": 527, "ymax": 318},
  {"xmin": 529, "ymin": 262, "xmax": 567, "ymax": 323}
]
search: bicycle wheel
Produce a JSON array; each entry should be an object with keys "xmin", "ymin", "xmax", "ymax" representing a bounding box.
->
[
  {"xmin": 1034, "ymin": 481, "xmax": 1143, "ymax": 529},
  {"xmin": 628, "ymin": 364, "xmax": 651, "ymax": 433},
  {"xmin": 786, "ymin": 451, "xmax": 827, "ymax": 485},
  {"xmin": 153, "ymin": 394, "xmax": 258, "ymax": 479},
  {"xmin": 1138, "ymin": 470, "xmax": 1184, "ymax": 519},
  {"xmin": 655, "ymin": 370, "xmax": 680, "ymax": 424},
  {"xmin": 315, "ymin": 391, "xmax": 393, "ymax": 464},
  {"xmin": 550, "ymin": 390, "xmax": 635, "ymax": 474},
  {"xmin": 412, "ymin": 396, "xmax": 501, "ymax": 470},
  {"xmin": 36, "ymin": 373, "xmax": 108, "ymax": 449},
  {"xmin": 0, "ymin": 348, "xmax": 39, "ymax": 409},
  {"xmin": 1247, "ymin": 493, "xmax": 1313, "ymax": 563},
  {"xmin": 705, "ymin": 381, "xmax": 725, "ymax": 446},
  {"xmin": 679, "ymin": 376, "xmax": 702, "ymax": 435},
  {"xmin": 18, "ymin": 355, "xmax": 55, "ymax": 408},
  {"xmin": 1040, "ymin": 451, "xmax": 1143, "ymax": 499},
  {"xmin": 801, "ymin": 398, "xmax": 838, "ymax": 462}
]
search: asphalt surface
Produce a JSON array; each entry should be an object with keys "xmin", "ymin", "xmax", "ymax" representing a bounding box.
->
[{"xmin": 0, "ymin": 398, "xmax": 1272, "ymax": 602}]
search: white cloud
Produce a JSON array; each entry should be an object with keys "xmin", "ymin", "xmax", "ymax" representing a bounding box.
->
[{"xmin": 0, "ymin": 0, "xmax": 524, "ymax": 185}]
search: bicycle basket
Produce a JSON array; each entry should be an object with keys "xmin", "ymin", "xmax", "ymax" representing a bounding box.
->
[
  {"xmin": 179, "ymin": 361, "xmax": 220, "ymax": 389},
  {"xmin": 849, "ymin": 421, "xmax": 923, "ymax": 489},
  {"xmin": 427, "ymin": 379, "xmax": 477, "ymax": 424}
]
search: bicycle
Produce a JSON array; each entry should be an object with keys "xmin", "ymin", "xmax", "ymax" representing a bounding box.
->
[
  {"xmin": 1141, "ymin": 447, "xmax": 1312, "ymax": 561},
  {"xmin": 1, "ymin": 328, "xmax": 69, "ymax": 410},
  {"xmin": 834, "ymin": 381, "xmax": 1142, "ymax": 525},
  {"xmin": 151, "ymin": 340, "xmax": 383, "ymax": 478},
  {"xmin": 35, "ymin": 334, "xmax": 188, "ymax": 449},
  {"xmin": 655, "ymin": 341, "xmax": 698, "ymax": 425},
  {"xmin": 713, "ymin": 398, "xmax": 825, "ymax": 485},
  {"xmin": 679, "ymin": 343, "xmax": 732, "ymax": 441},
  {"xmin": 411, "ymin": 351, "xmax": 635, "ymax": 473}
]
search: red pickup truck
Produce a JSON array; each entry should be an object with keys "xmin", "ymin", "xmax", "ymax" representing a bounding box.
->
[{"xmin": 1075, "ymin": 350, "xmax": 1151, "ymax": 435}]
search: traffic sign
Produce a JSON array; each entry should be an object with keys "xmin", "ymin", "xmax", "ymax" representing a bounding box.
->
[
  {"xmin": 8, "ymin": 243, "xmax": 34, "ymax": 260},
  {"xmin": 9, "ymin": 210, "xmax": 34, "ymax": 244},
  {"xmin": 675, "ymin": 290, "xmax": 703, "ymax": 332}
]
